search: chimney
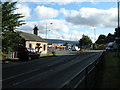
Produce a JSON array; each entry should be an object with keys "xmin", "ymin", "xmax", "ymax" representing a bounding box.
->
[{"xmin": 33, "ymin": 25, "xmax": 38, "ymax": 35}]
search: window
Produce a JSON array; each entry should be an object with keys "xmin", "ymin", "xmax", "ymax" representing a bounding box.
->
[
  {"xmin": 29, "ymin": 44, "xmax": 32, "ymax": 48},
  {"xmin": 28, "ymin": 48, "xmax": 35, "ymax": 52},
  {"xmin": 43, "ymin": 44, "xmax": 46, "ymax": 51}
]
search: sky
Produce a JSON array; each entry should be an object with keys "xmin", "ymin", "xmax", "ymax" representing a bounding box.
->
[{"xmin": 4, "ymin": 0, "xmax": 119, "ymax": 42}]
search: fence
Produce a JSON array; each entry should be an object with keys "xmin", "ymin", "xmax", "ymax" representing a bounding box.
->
[
  {"xmin": 9, "ymin": 52, "xmax": 18, "ymax": 59},
  {"xmin": 61, "ymin": 52, "xmax": 104, "ymax": 89},
  {"xmin": 2, "ymin": 52, "xmax": 18, "ymax": 60}
]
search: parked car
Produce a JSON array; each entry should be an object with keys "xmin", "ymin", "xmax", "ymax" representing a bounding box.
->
[
  {"xmin": 65, "ymin": 46, "xmax": 72, "ymax": 50},
  {"xmin": 72, "ymin": 46, "xmax": 80, "ymax": 51},
  {"xmin": 18, "ymin": 47, "xmax": 40, "ymax": 60},
  {"xmin": 106, "ymin": 47, "xmax": 113, "ymax": 51},
  {"xmin": 106, "ymin": 42, "xmax": 115, "ymax": 51}
]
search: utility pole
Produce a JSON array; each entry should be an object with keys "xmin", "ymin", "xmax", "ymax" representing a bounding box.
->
[
  {"xmin": 45, "ymin": 23, "xmax": 52, "ymax": 39},
  {"xmin": 46, "ymin": 23, "xmax": 47, "ymax": 39},
  {"xmin": 117, "ymin": 0, "xmax": 120, "ymax": 55},
  {"xmin": 118, "ymin": 0, "xmax": 119, "ymax": 28}
]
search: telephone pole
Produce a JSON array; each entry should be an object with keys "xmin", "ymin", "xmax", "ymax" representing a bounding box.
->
[{"xmin": 117, "ymin": 0, "xmax": 120, "ymax": 56}]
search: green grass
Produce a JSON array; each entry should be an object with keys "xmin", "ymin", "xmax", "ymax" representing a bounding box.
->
[
  {"xmin": 94, "ymin": 52, "xmax": 120, "ymax": 88},
  {"xmin": 40, "ymin": 54, "xmax": 58, "ymax": 58},
  {"xmin": 2, "ymin": 53, "xmax": 10, "ymax": 60}
]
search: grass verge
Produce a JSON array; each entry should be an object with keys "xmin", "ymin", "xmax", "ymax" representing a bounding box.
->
[
  {"xmin": 93, "ymin": 51, "xmax": 120, "ymax": 88},
  {"xmin": 40, "ymin": 54, "xmax": 57, "ymax": 58}
]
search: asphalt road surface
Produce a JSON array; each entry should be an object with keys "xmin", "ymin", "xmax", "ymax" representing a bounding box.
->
[{"xmin": 2, "ymin": 50, "xmax": 103, "ymax": 89}]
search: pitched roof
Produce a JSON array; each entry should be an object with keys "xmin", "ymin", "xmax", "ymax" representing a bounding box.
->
[{"xmin": 18, "ymin": 31, "xmax": 47, "ymax": 43}]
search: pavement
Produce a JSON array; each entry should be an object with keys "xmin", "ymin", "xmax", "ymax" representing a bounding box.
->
[{"xmin": 40, "ymin": 49, "xmax": 80, "ymax": 57}]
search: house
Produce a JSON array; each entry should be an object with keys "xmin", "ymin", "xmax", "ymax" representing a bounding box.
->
[{"xmin": 19, "ymin": 26, "xmax": 48, "ymax": 54}]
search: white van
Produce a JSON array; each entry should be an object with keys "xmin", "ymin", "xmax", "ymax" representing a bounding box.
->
[
  {"xmin": 72, "ymin": 46, "xmax": 80, "ymax": 51},
  {"xmin": 106, "ymin": 42, "xmax": 118, "ymax": 51}
]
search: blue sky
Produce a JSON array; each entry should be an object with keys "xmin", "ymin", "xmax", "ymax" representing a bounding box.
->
[{"xmin": 12, "ymin": 1, "xmax": 118, "ymax": 42}]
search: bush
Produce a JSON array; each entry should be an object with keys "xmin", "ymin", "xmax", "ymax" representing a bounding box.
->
[
  {"xmin": 95, "ymin": 44, "xmax": 106, "ymax": 50},
  {"xmin": 2, "ymin": 53, "xmax": 9, "ymax": 60},
  {"xmin": 99, "ymin": 45, "xmax": 106, "ymax": 49},
  {"xmin": 52, "ymin": 51, "xmax": 56, "ymax": 56}
]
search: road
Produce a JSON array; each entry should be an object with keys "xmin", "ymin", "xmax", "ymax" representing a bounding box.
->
[{"xmin": 2, "ymin": 50, "xmax": 103, "ymax": 88}]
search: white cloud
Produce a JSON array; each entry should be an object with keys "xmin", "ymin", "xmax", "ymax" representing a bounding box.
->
[
  {"xmin": 88, "ymin": 33, "xmax": 100, "ymax": 43},
  {"xmin": 17, "ymin": 20, "xmax": 98, "ymax": 41},
  {"xmin": 14, "ymin": 4, "xmax": 31, "ymax": 20},
  {"xmin": 34, "ymin": 6, "xmax": 59, "ymax": 19},
  {"xmin": 72, "ymin": 30, "xmax": 79, "ymax": 35},
  {"xmin": 17, "ymin": 19, "xmax": 83, "ymax": 41},
  {"xmin": 61, "ymin": 33, "xmax": 81, "ymax": 41},
  {"xmin": 4, "ymin": 0, "xmax": 83, "ymax": 3},
  {"xmin": 39, "ymin": 19, "xmax": 69, "ymax": 32},
  {"xmin": 17, "ymin": 22, "xmax": 37, "ymax": 33},
  {"xmin": 65, "ymin": 7, "xmax": 118, "ymax": 28},
  {"xmin": 79, "ymin": 31, "xmax": 89, "ymax": 35},
  {"xmin": 60, "ymin": 8, "xmax": 68, "ymax": 16},
  {"xmin": 6, "ymin": 0, "xmax": 116, "ymax": 3},
  {"xmin": 17, "ymin": 19, "xmax": 69, "ymax": 34},
  {"xmin": 60, "ymin": 8, "xmax": 79, "ymax": 16}
]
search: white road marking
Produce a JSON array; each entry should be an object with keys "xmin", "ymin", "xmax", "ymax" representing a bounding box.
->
[{"xmin": 2, "ymin": 68, "xmax": 41, "ymax": 82}]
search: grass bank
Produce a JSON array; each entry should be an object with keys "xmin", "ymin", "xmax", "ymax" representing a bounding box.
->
[
  {"xmin": 93, "ymin": 51, "xmax": 120, "ymax": 88},
  {"xmin": 40, "ymin": 54, "xmax": 55, "ymax": 57}
]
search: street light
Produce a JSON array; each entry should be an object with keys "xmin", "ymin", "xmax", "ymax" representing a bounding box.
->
[
  {"xmin": 91, "ymin": 27, "xmax": 96, "ymax": 49},
  {"xmin": 91, "ymin": 27, "xmax": 96, "ymax": 43},
  {"xmin": 94, "ymin": 27, "xmax": 96, "ymax": 43},
  {"xmin": 45, "ymin": 23, "xmax": 53, "ymax": 39}
]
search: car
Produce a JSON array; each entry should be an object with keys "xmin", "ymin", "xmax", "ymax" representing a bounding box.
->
[
  {"xmin": 106, "ymin": 42, "xmax": 114, "ymax": 51},
  {"xmin": 71, "ymin": 46, "xmax": 80, "ymax": 51},
  {"xmin": 65, "ymin": 46, "xmax": 72, "ymax": 50},
  {"xmin": 18, "ymin": 47, "xmax": 40, "ymax": 60}
]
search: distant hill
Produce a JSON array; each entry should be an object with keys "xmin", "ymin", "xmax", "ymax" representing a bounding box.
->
[{"xmin": 44, "ymin": 39, "xmax": 79, "ymax": 45}]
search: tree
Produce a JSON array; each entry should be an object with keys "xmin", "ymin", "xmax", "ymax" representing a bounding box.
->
[
  {"xmin": 63, "ymin": 42, "xmax": 68, "ymax": 46},
  {"xmin": 2, "ymin": 31, "xmax": 25, "ymax": 53},
  {"xmin": 95, "ymin": 34, "xmax": 106, "ymax": 44},
  {"xmin": 2, "ymin": 2, "xmax": 25, "ymax": 32},
  {"xmin": 79, "ymin": 34, "xmax": 92, "ymax": 48},
  {"xmin": 105, "ymin": 33, "xmax": 115, "ymax": 43},
  {"xmin": 2, "ymin": 1, "xmax": 25, "ymax": 53}
]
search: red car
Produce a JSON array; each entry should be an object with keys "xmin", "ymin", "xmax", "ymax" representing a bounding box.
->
[{"xmin": 18, "ymin": 47, "xmax": 40, "ymax": 60}]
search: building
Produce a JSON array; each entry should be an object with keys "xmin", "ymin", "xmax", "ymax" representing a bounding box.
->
[
  {"xmin": 44, "ymin": 39, "xmax": 79, "ymax": 50},
  {"xmin": 19, "ymin": 26, "xmax": 48, "ymax": 54}
]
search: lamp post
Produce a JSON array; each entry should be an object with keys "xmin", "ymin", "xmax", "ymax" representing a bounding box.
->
[
  {"xmin": 92, "ymin": 27, "xmax": 96, "ymax": 49},
  {"xmin": 45, "ymin": 23, "xmax": 52, "ymax": 39},
  {"xmin": 94, "ymin": 27, "xmax": 96, "ymax": 43}
]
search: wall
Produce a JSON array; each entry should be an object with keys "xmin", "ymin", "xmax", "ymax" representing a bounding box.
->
[{"xmin": 25, "ymin": 41, "xmax": 48, "ymax": 54}]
